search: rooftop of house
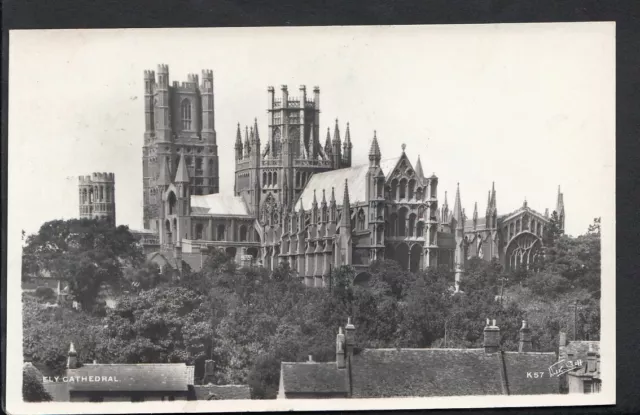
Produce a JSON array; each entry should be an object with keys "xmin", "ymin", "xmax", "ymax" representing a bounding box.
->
[
  {"xmin": 281, "ymin": 319, "xmax": 560, "ymax": 398},
  {"xmin": 559, "ymin": 339, "xmax": 601, "ymax": 380},
  {"xmin": 66, "ymin": 363, "xmax": 191, "ymax": 392},
  {"xmin": 282, "ymin": 348, "xmax": 558, "ymax": 398}
]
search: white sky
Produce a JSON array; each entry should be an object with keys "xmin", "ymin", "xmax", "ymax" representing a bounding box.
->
[{"xmin": 8, "ymin": 23, "xmax": 615, "ymax": 237}]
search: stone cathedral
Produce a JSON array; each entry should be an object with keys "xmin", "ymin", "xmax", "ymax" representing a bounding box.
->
[{"xmin": 111, "ymin": 65, "xmax": 567, "ymax": 287}]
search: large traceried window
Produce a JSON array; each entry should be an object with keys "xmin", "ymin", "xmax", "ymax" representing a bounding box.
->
[{"xmin": 181, "ymin": 99, "xmax": 192, "ymax": 130}]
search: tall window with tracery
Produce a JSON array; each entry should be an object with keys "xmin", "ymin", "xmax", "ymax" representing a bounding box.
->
[{"xmin": 181, "ymin": 99, "xmax": 192, "ymax": 130}]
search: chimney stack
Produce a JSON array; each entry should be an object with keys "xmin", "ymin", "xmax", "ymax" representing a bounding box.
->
[
  {"xmin": 586, "ymin": 344, "xmax": 597, "ymax": 373},
  {"xmin": 336, "ymin": 327, "xmax": 346, "ymax": 369},
  {"xmin": 203, "ymin": 359, "xmax": 215, "ymax": 384},
  {"xmin": 483, "ymin": 319, "xmax": 500, "ymax": 354},
  {"xmin": 518, "ymin": 320, "xmax": 532, "ymax": 352},
  {"xmin": 559, "ymin": 331, "xmax": 567, "ymax": 347},
  {"xmin": 345, "ymin": 317, "xmax": 356, "ymax": 360},
  {"xmin": 67, "ymin": 343, "xmax": 78, "ymax": 369}
]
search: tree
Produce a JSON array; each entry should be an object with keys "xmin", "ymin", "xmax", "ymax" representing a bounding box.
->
[
  {"xmin": 23, "ymin": 294, "xmax": 107, "ymax": 376},
  {"xmin": 98, "ymin": 286, "xmax": 211, "ymax": 365},
  {"xmin": 21, "ymin": 219, "xmax": 143, "ymax": 310},
  {"xmin": 23, "ymin": 366, "xmax": 52, "ymax": 402}
]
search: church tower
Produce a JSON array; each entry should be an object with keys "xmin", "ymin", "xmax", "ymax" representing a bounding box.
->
[
  {"xmin": 142, "ymin": 65, "xmax": 219, "ymax": 232},
  {"xmin": 78, "ymin": 172, "xmax": 116, "ymax": 225}
]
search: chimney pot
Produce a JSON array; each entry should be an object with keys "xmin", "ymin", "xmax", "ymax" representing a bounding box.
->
[{"xmin": 483, "ymin": 318, "xmax": 500, "ymax": 354}]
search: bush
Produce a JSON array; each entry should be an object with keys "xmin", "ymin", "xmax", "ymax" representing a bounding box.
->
[{"xmin": 34, "ymin": 286, "xmax": 56, "ymax": 301}]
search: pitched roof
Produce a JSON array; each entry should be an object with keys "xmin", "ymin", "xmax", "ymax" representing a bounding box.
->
[
  {"xmin": 190, "ymin": 193, "xmax": 251, "ymax": 216},
  {"xmin": 297, "ymin": 165, "xmax": 369, "ymax": 211},
  {"xmin": 43, "ymin": 382, "xmax": 71, "ymax": 402},
  {"xmin": 559, "ymin": 341, "xmax": 600, "ymax": 363},
  {"xmin": 193, "ymin": 385, "xmax": 251, "ymax": 400},
  {"xmin": 65, "ymin": 363, "xmax": 190, "ymax": 392},
  {"xmin": 501, "ymin": 352, "xmax": 559, "ymax": 395},
  {"xmin": 351, "ymin": 348, "xmax": 504, "ymax": 398},
  {"xmin": 281, "ymin": 362, "xmax": 348, "ymax": 395},
  {"xmin": 281, "ymin": 348, "xmax": 559, "ymax": 398}
]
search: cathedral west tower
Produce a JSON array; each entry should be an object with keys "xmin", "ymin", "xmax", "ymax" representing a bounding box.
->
[{"xmin": 142, "ymin": 64, "xmax": 219, "ymax": 231}]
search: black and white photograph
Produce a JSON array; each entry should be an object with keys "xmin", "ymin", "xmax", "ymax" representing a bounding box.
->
[{"xmin": 6, "ymin": 23, "xmax": 615, "ymax": 413}]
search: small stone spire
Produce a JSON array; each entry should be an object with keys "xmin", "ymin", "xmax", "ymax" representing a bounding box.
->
[
  {"xmin": 175, "ymin": 155, "xmax": 190, "ymax": 183},
  {"xmin": 340, "ymin": 179, "xmax": 351, "ymax": 228},
  {"xmin": 368, "ymin": 131, "xmax": 381, "ymax": 166},
  {"xmin": 453, "ymin": 183, "xmax": 463, "ymax": 230},
  {"xmin": 324, "ymin": 127, "xmax": 333, "ymax": 156},
  {"xmin": 473, "ymin": 201, "xmax": 478, "ymax": 223},
  {"xmin": 332, "ymin": 119, "xmax": 341, "ymax": 144},
  {"xmin": 321, "ymin": 189, "xmax": 327, "ymax": 206},
  {"xmin": 235, "ymin": 123, "xmax": 243, "ymax": 159},
  {"xmin": 253, "ymin": 118, "xmax": 260, "ymax": 143},
  {"xmin": 157, "ymin": 156, "xmax": 172, "ymax": 186},
  {"xmin": 415, "ymin": 155, "xmax": 425, "ymax": 180},
  {"xmin": 343, "ymin": 122, "xmax": 352, "ymax": 149},
  {"xmin": 312, "ymin": 189, "xmax": 318, "ymax": 207}
]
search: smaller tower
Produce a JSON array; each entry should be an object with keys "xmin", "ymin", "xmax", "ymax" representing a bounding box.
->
[
  {"xmin": 78, "ymin": 172, "xmax": 116, "ymax": 225},
  {"xmin": 556, "ymin": 185, "xmax": 565, "ymax": 232}
]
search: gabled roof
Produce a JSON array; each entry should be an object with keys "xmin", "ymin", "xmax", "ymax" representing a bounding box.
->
[
  {"xmin": 297, "ymin": 165, "xmax": 369, "ymax": 211},
  {"xmin": 501, "ymin": 351, "xmax": 559, "ymax": 395},
  {"xmin": 280, "ymin": 348, "xmax": 559, "ymax": 398},
  {"xmin": 66, "ymin": 363, "xmax": 190, "ymax": 392},
  {"xmin": 193, "ymin": 384, "xmax": 252, "ymax": 400},
  {"xmin": 351, "ymin": 348, "xmax": 504, "ymax": 398},
  {"xmin": 190, "ymin": 193, "xmax": 251, "ymax": 216},
  {"xmin": 280, "ymin": 362, "xmax": 347, "ymax": 395}
]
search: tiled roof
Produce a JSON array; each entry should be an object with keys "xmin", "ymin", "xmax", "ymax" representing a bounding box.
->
[
  {"xmin": 559, "ymin": 341, "xmax": 601, "ymax": 379},
  {"xmin": 193, "ymin": 385, "xmax": 251, "ymax": 400},
  {"xmin": 559, "ymin": 341, "xmax": 600, "ymax": 363},
  {"xmin": 281, "ymin": 348, "xmax": 559, "ymax": 398},
  {"xmin": 351, "ymin": 348, "xmax": 503, "ymax": 398},
  {"xmin": 43, "ymin": 382, "xmax": 70, "ymax": 402},
  {"xmin": 281, "ymin": 362, "xmax": 348, "ymax": 395},
  {"xmin": 501, "ymin": 352, "xmax": 559, "ymax": 395},
  {"xmin": 66, "ymin": 363, "xmax": 189, "ymax": 392},
  {"xmin": 297, "ymin": 165, "xmax": 370, "ymax": 211},
  {"xmin": 190, "ymin": 193, "xmax": 251, "ymax": 216}
]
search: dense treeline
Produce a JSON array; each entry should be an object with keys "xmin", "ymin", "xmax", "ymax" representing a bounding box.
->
[{"xmin": 22, "ymin": 216, "xmax": 601, "ymax": 399}]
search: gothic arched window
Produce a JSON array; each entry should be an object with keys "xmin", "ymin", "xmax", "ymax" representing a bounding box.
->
[
  {"xmin": 399, "ymin": 179, "xmax": 407, "ymax": 200},
  {"xmin": 408, "ymin": 179, "xmax": 416, "ymax": 200},
  {"xmin": 181, "ymin": 99, "xmax": 192, "ymax": 130},
  {"xmin": 239, "ymin": 225, "xmax": 247, "ymax": 241},
  {"xmin": 357, "ymin": 209, "xmax": 365, "ymax": 230}
]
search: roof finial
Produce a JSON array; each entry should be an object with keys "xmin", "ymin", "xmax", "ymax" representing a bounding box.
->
[{"xmin": 401, "ymin": 143, "xmax": 406, "ymax": 152}]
